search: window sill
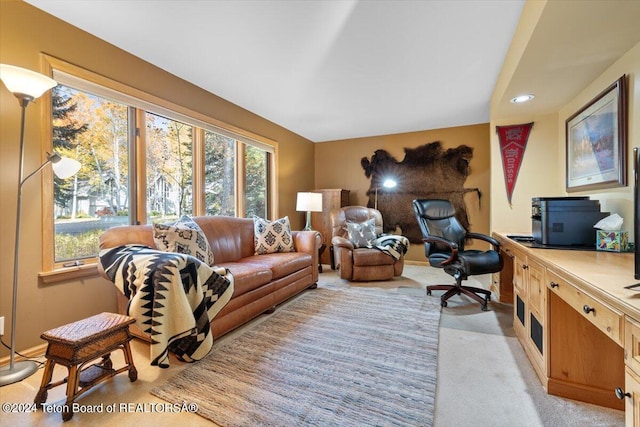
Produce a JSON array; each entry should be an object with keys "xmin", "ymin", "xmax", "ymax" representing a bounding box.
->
[{"xmin": 39, "ymin": 263, "xmax": 100, "ymax": 284}]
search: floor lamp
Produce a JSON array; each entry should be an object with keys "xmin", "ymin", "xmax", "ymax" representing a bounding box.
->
[
  {"xmin": 374, "ymin": 178, "xmax": 397, "ymax": 210},
  {"xmin": 0, "ymin": 64, "xmax": 81, "ymax": 387},
  {"xmin": 296, "ymin": 192, "xmax": 323, "ymax": 231}
]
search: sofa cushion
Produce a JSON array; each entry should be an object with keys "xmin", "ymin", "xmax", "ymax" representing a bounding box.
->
[
  {"xmin": 253, "ymin": 216, "xmax": 295, "ymax": 255},
  {"xmin": 346, "ymin": 218, "xmax": 377, "ymax": 248},
  {"xmin": 153, "ymin": 215, "xmax": 214, "ymax": 265},
  {"xmin": 352, "ymin": 248, "xmax": 395, "ymax": 266},
  {"xmin": 221, "ymin": 262, "xmax": 273, "ymax": 297},
  {"xmin": 242, "ymin": 252, "xmax": 312, "ymax": 280}
]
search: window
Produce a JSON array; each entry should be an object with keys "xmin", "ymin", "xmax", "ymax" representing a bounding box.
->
[
  {"xmin": 52, "ymin": 85, "xmax": 130, "ymax": 263},
  {"xmin": 146, "ymin": 112, "xmax": 193, "ymax": 222},
  {"xmin": 244, "ymin": 144, "xmax": 269, "ymax": 218},
  {"xmin": 44, "ymin": 57, "xmax": 277, "ymax": 272},
  {"xmin": 204, "ymin": 130, "xmax": 236, "ymax": 216}
]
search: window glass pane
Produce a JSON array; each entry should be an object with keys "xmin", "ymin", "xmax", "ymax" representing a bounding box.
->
[
  {"xmin": 245, "ymin": 144, "xmax": 268, "ymax": 218},
  {"xmin": 52, "ymin": 85, "xmax": 130, "ymax": 262},
  {"xmin": 146, "ymin": 112, "xmax": 193, "ymax": 222},
  {"xmin": 204, "ymin": 131, "xmax": 236, "ymax": 216}
]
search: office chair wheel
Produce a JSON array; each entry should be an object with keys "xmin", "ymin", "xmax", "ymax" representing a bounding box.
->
[
  {"xmin": 441, "ymin": 300, "xmax": 448, "ymax": 307},
  {"xmin": 481, "ymin": 303, "xmax": 488, "ymax": 311},
  {"xmin": 427, "ymin": 289, "xmax": 432, "ymax": 296}
]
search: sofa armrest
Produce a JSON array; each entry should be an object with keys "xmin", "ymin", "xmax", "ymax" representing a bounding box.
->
[
  {"xmin": 293, "ymin": 230, "xmax": 321, "ymax": 283},
  {"xmin": 293, "ymin": 230, "xmax": 321, "ymax": 254}
]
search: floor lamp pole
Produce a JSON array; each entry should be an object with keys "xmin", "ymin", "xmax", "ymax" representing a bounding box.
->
[{"xmin": 0, "ymin": 97, "xmax": 39, "ymax": 386}]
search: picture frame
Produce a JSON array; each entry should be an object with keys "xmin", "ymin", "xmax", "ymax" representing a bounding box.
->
[{"xmin": 566, "ymin": 75, "xmax": 627, "ymax": 192}]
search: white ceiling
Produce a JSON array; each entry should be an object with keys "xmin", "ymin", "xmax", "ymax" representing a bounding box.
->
[{"xmin": 25, "ymin": 0, "xmax": 525, "ymax": 143}]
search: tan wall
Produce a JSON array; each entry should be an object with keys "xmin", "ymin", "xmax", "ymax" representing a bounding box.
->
[
  {"xmin": 491, "ymin": 39, "xmax": 639, "ymax": 236},
  {"xmin": 556, "ymin": 41, "xmax": 639, "ymax": 224},
  {"xmin": 0, "ymin": 1, "xmax": 314, "ymax": 356},
  {"xmin": 314, "ymin": 123, "xmax": 491, "ymax": 262},
  {"xmin": 490, "ymin": 113, "xmax": 562, "ymax": 232}
]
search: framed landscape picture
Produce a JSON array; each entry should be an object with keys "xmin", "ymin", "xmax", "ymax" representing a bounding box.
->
[{"xmin": 566, "ymin": 75, "xmax": 627, "ymax": 192}]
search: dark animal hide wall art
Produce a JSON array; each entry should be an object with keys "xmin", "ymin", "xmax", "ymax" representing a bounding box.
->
[{"xmin": 361, "ymin": 141, "xmax": 480, "ymax": 243}]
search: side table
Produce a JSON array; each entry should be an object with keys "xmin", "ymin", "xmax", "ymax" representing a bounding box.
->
[{"xmin": 34, "ymin": 312, "xmax": 138, "ymax": 421}]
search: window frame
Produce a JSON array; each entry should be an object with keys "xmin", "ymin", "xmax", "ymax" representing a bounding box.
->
[{"xmin": 40, "ymin": 55, "xmax": 278, "ymax": 281}]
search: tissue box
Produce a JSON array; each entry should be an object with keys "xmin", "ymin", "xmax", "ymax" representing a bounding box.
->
[{"xmin": 596, "ymin": 230, "xmax": 629, "ymax": 252}]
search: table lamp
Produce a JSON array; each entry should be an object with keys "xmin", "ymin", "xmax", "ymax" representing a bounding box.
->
[{"xmin": 296, "ymin": 192, "xmax": 323, "ymax": 231}]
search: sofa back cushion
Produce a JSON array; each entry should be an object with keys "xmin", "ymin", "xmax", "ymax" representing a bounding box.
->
[
  {"xmin": 193, "ymin": 216, "xmax": 256, "ymax": 263},
  {"xmin": 99, "ymin": 216, "xmax": 258, "ymax": 264},
  {"xmin": 99, "ymin": 224, "xmax": 155, "ymax": 250}
]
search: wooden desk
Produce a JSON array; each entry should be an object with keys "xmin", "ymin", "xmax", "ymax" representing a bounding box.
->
[{"xmin": 493, "ymin": 232, "xmax": 640, "ymax": 426}]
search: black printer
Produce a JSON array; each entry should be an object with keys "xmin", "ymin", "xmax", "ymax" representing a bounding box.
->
[{"xmin": 531, "ymin": 197, "xmax": 609, "ymax": 247}]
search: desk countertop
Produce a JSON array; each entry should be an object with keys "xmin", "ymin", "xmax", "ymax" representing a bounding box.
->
[{"xmin": 494, "ymin": 232, "xmax": 640, "ymax": 320}]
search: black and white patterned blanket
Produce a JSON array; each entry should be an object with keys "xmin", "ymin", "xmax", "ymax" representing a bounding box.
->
[
  {"xmin": 99, "ymin": 244, "xmax": 234, "ymax": 367},
  {"xmin": 373, "ymin": 235, "xmax": 410, "ymax": 260}
]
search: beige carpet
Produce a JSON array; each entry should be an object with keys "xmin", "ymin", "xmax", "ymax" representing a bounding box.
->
[{"xmin": 151, "ymin": 280, "xmax": 442, "ymax": 426}]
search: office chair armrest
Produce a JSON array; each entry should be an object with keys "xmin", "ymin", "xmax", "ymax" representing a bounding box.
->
[
  {"xmin": 466, "ymin": 232, "xmax": 501, "ymax": 250},
  {"xmin": 332, "ymin": 235, "xmax": 355, "ymax": 250},
  {"xmin": 423, "ymin": 236, "xmax": 458, "ymax": 266}
]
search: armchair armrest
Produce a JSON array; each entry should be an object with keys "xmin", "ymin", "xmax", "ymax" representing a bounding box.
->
[
  {"xmin": 331, "ymin": 235, "xmax": 354, "ymax": 250},
  {"xmin": 466, "ymin": 232, "xmax": 501, "ymax": 250},
  {"xmin": 423, "ymin": 236, "xmax": 458, "ymax": 266}
]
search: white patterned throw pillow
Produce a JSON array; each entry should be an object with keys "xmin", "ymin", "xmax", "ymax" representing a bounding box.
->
[
  {"xmin": 346, "ymin": 218, "xmax": 377, "ymax": 248},
  {"xmin": 153, "ymin": 215, "xmax": 214, "ymax": 265},
  {"xmin": 253, "ymin": 216, "xmax": 295, "ymax": 255}
]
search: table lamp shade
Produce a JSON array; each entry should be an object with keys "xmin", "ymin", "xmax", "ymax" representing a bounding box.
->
[{"xmin": 296, "ymin": 192, "xmax": 323, "ymax": 212}]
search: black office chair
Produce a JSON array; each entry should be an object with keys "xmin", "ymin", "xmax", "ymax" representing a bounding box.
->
[{"xmin": 412, "ymin": 199, "xmax": 503, "ymax": 311}]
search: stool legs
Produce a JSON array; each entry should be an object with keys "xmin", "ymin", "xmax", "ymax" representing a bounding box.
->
[
  {"xmin": 122, "ymin": 342, "xmax": 138, "ymax": 382},
  {"xmin": 34, "ymin": 360, "xmax": 56, "ymax": 407},
  {"xmin": 63, "ymin": 365, "xmax": 81, "ymax": 421},
  {"xmin": 34, "ymin": 342, "xmax": 136, "ymax": 421}
]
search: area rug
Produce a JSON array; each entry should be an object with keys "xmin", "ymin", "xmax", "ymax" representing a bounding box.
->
[{"xmin": 151, "ymin": 283, "xmax": 441, "ymax": 426}]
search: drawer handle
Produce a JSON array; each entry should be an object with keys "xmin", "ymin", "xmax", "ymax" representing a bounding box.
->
[
  {"xmin": 615, "ymin": 387, "xmax": 631, "ymax": 399},
  {"xmin": 522, "ymin": 265, "xmax": 529, "ymax": 270},
  {"xmin": 550, "ymin": 282, "xmax": 559, "ymax": 288},
  {"xmin": 582, "ymin": 305, "xmax": 595, "ymax": 314}
]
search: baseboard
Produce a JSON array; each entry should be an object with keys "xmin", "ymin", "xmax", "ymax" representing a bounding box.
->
[
  {"xmin": 0, "ymin": 343, "xmax": 48, "ymax": 367},
  {"xmin": 404, "ymin": 260, "xmax": 430, "ymax": 266},
  {"xmin": 547, "ymin": 377, "xmax": 624, "ymax": 411}
]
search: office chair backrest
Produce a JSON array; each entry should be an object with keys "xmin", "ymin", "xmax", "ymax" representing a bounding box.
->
[{"xmin": 413, "ymin": 199, "xmax": 467, "ymax": 256}]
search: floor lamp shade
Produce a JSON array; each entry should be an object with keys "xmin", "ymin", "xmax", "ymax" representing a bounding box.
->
[
  {"xmin": 50, "ymin": 153, "xmax": 81, "ymax": 179},
  {"xmin": 296, "ymin": 192, "xmax": 323, "ymax": 231},
  {"xmin": 0, "ymin": 64, "xmax": 77, "ymax": 387},
  {"xmin": 0, "ymin": 64, "xmax": 56, "ymax": 100}
]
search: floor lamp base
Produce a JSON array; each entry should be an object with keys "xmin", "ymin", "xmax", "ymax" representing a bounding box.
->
[{"xmin": 0, "ymin": 360, "xmax": 39, "ymax": 387}]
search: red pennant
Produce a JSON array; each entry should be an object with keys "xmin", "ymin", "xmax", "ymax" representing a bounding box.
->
[{"xmin": 497, "ymin": 123, "xmax": 533, "ymax": 205}]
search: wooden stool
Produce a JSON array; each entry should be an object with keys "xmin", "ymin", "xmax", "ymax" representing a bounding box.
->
[{"xmin": 34, "ymin": 312, "xmax": 138, "ymax": 421}]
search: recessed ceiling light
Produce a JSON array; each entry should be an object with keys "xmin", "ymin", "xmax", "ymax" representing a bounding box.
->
[{"xmin": 511, "ymin": 94, "xmax": 535, "ymax": 103}]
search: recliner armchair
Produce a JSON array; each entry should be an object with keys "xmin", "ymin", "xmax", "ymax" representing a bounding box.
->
[
  {"xmin": 412, "ymin": 199, "xmax": 503, "ymax": 310},
  {"xmin": 331, "ymin": 206, "xmax": 404, "ymax": 281}
]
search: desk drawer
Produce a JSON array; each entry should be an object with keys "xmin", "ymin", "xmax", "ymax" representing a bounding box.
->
[
  {"xmin": 625, "ymin": 317, "xmax": 640, "ymax": 373},
  {"xmin": 547, "ymin": 271, "xmax": 623, "ymax": 346}
]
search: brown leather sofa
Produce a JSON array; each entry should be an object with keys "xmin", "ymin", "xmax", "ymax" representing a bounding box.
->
[
  {"xmin": 98, "ymin": 216, "xmax": 321, "ymax": 341},
  {"xmin": 331, "ymin": 206, "xmax": 404, "ymax": 281}
]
